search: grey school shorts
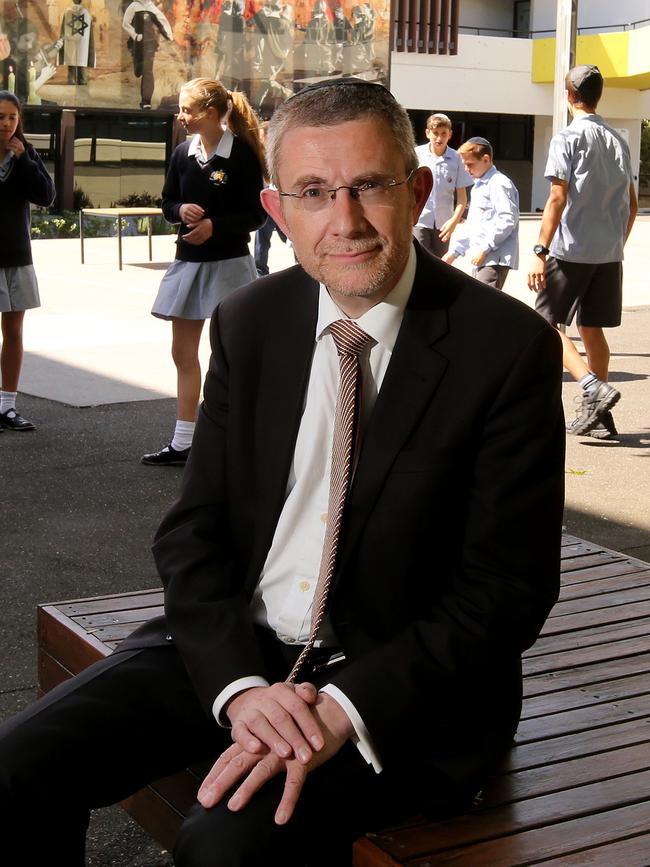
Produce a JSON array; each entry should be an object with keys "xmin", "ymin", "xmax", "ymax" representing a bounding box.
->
[
  {"xmin": 535, "ymin": 256, "xmax": 622, "ymax": 328},
  {"xmin": 0, "ymin": 265, "xmax": 41, "ymax": 313}
]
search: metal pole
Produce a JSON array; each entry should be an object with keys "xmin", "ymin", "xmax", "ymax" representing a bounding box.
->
[
  {"xmin": 552, "ymin": 1, "xmax": 577, "ymax": 334},
  {"xmin": 552, "ymin": 0, "xmax": 578, "ymax": 137}
]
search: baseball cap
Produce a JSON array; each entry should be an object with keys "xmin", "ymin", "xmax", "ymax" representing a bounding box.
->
[{"xmin": 568, "ymin": 64, "xmax": 602, "ymax": 91}]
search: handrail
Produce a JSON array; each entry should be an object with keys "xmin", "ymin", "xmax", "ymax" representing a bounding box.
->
[{"xmin": 456, "ymin": 17, "xmax": 650, "ymax": 38}]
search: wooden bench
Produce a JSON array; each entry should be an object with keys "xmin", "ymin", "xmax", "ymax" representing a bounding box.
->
[{"xmin": 37, "ymin": 534, "xmax": 650, "ymax": 865}]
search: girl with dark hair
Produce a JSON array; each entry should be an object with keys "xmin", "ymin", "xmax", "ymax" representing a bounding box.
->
[
  {"xmin": 0, "ymin": 90, "xmax": 55, "ymax": 432},
  {"xmin": 142, "ymin": 78, "xmax": 266, "ymax": 465}
]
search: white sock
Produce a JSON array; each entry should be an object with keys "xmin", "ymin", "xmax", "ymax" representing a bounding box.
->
[
  {"xmin": 0, "ymin": 391, "xmax": 18, "ymax": 415},
  {"xmin": 171, "ymin": 419, "xmax": 195, "ymax": 452}
]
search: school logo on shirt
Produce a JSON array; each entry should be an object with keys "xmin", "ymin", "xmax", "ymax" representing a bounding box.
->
[{"xmin": 209, "ymin": 169, "xmax": 228, "ymax": 186}]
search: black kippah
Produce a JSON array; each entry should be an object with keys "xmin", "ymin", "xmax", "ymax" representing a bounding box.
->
[{"xmin": 288, "ymin": 77, "xmax": 395, "ymax": 102}]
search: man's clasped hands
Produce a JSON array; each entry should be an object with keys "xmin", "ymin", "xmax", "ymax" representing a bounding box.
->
[{"xmin": 198, "ymin": 682, "xmax": 354, "ymax": 825}]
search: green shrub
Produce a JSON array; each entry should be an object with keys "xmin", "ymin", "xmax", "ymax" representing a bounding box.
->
[{"xmin": 30, "ymin": 208, "xmax": 175, "ymax": 239}]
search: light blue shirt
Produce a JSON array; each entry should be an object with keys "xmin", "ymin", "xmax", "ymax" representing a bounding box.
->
[
  {"xmin": 415, "ymin": 144, "xmax": 472, "ymax": 230},
  {"xmin": 545, "ymin": 114, "xmax": 633, "ymax": 264},
  {"xmin": 451, "ymin": 166, "xmax": 519, "ymax": 269}
]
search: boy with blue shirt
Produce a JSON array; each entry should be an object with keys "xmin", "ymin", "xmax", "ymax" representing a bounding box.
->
[
  {"xmin": 442, "ymin": 136, "xmax": 519, "ymax": 290},
  {"xmin": 527, "ymin": 65, "xmax": 638, "ymax": 439},
  {"xmin": 413, "ymin": 113, "xmax": 472, "ymax": 257}
]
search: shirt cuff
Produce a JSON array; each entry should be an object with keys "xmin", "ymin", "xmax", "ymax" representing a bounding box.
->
[
  {"xmin": 321, "ymin": 684, "xmax": 383, "ymax": 774},
  {"xmin": 212, "ymin": 676, "xmax": 270, "ymax": 727}
]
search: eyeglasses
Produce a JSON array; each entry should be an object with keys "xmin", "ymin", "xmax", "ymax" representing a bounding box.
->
[{"xmin": 278, "ymin": 169, "xmax": 415, "ymax": 213}]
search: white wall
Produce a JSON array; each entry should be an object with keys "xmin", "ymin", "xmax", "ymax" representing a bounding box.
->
[
  {"xmin": 532, "ymin": 0, "xmax": 648, "ymax": 34},
  {"xmin": 392, "ymin": 35, "xmax": 549, "ymax": 115},
  {"xmin": 460, "ymin": 0, "xmax": 516, "ymax": 34},
  {"xmin": 392, "ymin": 35, "xmax": 648, "ymax": 119}
]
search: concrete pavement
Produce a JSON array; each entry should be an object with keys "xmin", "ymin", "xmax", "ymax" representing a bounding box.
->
[{"xmin": 1, "ymin": 216, "xmax": 649, "ymax": 864}]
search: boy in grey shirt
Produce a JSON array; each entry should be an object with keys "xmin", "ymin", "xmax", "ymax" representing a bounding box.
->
[{"xmin": 528, "ymin": 65, "xmax": 637, "ymax": 438}]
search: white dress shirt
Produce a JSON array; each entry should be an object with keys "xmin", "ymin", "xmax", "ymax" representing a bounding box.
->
[{"xmin": 212, "ymin": 245, "xmax": 417, "ymax": 772}]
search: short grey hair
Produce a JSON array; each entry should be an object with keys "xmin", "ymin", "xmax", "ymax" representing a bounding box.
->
[{"xmin": 266, "ymin": 82, "xmax": 418, "ymax": 186}]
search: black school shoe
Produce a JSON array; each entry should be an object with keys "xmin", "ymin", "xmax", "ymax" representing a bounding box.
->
[
  {"xmin": 141, "ymin": 442, "xmax": 190, "ymax": 466},
  {"xmin": 0, "ymin": 409, "xmax": 36, "ymax": 431}
]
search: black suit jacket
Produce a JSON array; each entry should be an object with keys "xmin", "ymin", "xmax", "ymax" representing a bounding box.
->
[{"xmin": 128, "ymin": 244, "xmax": 565, "ymax": 794}]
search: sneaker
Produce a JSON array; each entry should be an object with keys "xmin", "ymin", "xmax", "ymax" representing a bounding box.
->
[
  {"xmin": 588, "ymin": 411, "xmax": 618, "ymax": 440},
  {"xmin": 141, "ymin": 442, "xmax": 190, "ymax": 466},
  {"xmin": 566, "ymin": 382, "xmax": 621, "ymax": 436},
  {"xmin": 0, "ymin": 409, "xmax": 35, "ymax": 431}
]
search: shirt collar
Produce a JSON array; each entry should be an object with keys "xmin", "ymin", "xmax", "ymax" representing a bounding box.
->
[
  {"xmin": 316, "ymin": 243, "xmax": 416, "ymax": 352},
  {"xmin": 429, "ymin": 145, "xmax": 450, "ymax": 162},
  {"xmin": 474, "ymin": 165, "xmax": 497, "ymax": 186},
  {"xmin": 188, "ymin": 128, "xmax": 234, "ymax": 162}
]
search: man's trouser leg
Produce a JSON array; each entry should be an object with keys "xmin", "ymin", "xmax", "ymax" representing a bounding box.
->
[{"xmin": 0, "ymin": 645, "xmax": 220, "ymax": 865}]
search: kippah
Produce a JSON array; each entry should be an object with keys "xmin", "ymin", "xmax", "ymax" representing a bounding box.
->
[
  {"xmin": 288, "ymin": 78, "xmax": 396, "ymax": 102},
  {"xmin": 466, "ymin": 136, "xmax": 492, "ymax": 147}
]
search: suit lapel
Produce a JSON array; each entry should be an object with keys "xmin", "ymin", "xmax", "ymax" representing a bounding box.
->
[
  {"xmin": 336, "ymin": 249, "xmax": 454, "ymax": 578},
  {"xmin": 247, "ymin": 267, "xmax": 320, "ymax": 589}
]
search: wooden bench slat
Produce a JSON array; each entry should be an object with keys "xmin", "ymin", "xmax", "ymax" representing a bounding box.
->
[
  {"xmin": 520, "ymin": 671, "xmax": 650, "ymax": 719},
  {"xmin": 558, "ymin": 569, "xmax": 650, "ymax": 600},
  {"xmin": 80, "ymin": 621, "xmax": 158, "ymax": 643},
  {"xmin": 530, "ymin": 831, "xmax": 650, "ymax": 866},
  {"xmin": 526, "ymin": 617, "xmax": 650, "ymax": 658},
  {"xmin": 522, "ymin": 636, "xmax": 650, "ymax": 675},
  {"xmin": 560, "ymin": 552, "xmax": 627, "ymax": 573},
  {"xmin": 75, "ymin": 607, "xmax": 164, "ymax": 628},
  {"xmin": 52, "ymin": 588, "xmax": 163, "ymax": 614},
  {"xmin": 541, "ymin": 600, "xmax": 650, "ymax": 634},
  {"xmin": 515, "ymin": 694, "xmax": 650, "ymax": 743},
  {"xmin": 505, "ymin": 717, "xmax": 650, "ymax": 773},
  {"xmin": 557, "ymin": 559, "xmax": 650, "ymax": 584},
  {"xmin": 551, "ymin": 583, "xmax": 650, "ymax": 615},
  {"xmin": 483, "ymin": 741, "xmax": 650, "ymax": 806},
  {"xmin": 523, "ymin": 650, "xmax": 650, "ymax": 697},
  {"xmin": 404, "ymin": 800, "xmax": 650, "ymax": 866}
]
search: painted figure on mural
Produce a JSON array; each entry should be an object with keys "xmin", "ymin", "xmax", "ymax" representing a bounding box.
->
[
  {"xmin": 59, "ymin": 0, "xmax": 96, "ymax": 85},
  {"xmin": 329, "ymin": 4, "xmax": 351, "ymax": 72},
  {"xmin": 301, "ymin": 0, "xmax": 333, "ymax": 76},
  {"xmin": 250, "ymin": 0, "xmax": 293, "ymax": 82},
  {"xmin": 215, "ymin": 0, "xmax": 246, "ymax": 90},
  {"xmin": 122, "ymin": 0, "xmax": 173, "ymax": 109}
]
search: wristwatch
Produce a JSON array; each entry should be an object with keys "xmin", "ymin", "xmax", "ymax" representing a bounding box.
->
[{"xmin": 533, "ymin": 244, "xmax": 550, "ymax": 256}]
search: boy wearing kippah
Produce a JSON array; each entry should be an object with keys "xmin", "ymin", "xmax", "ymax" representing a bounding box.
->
[{"xmin": 442, "ymin": 136, "xmax": 519, "ymax": 290}]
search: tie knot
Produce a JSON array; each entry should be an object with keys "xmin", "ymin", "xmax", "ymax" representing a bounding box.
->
[{"xmin": 329, "ymin": 320, "xmax": 373, "ymax": 357}]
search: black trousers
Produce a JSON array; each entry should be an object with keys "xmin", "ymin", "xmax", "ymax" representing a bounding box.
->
[{"xmin": 0, "ymin": 643, "xmax": 446, "ymax": 866}]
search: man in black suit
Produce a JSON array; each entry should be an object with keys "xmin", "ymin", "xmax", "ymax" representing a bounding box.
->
[{"xmin": 0, "ymin": 80, "xmax": 564, "ymax": 866}]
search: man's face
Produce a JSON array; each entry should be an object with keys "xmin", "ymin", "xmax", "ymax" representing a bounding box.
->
[
  {"xmin": 461, "ymin": 153, "xmax": 491, "ymax": 179},
  {"xmin": 425, "ymin": 124, "xmax": 451, "ymax": 156},
  {"xmin": 262, "ymin": 118, "xmax": 431, "ymax": 313}
]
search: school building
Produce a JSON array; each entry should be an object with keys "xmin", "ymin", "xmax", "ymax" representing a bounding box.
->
[{"xmin": 393, "ymin": 0, "xmax": 650, "ymax": 210}]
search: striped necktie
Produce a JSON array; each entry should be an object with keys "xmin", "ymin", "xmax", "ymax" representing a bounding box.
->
[{"xmin": 287, "ymin": 319, "xmax": 374, "ymax": 683}]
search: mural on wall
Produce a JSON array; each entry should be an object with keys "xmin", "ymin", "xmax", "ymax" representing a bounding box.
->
[{"xmin": 0, "ymin": 0, "xmax": 389, "ymax": 115}]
